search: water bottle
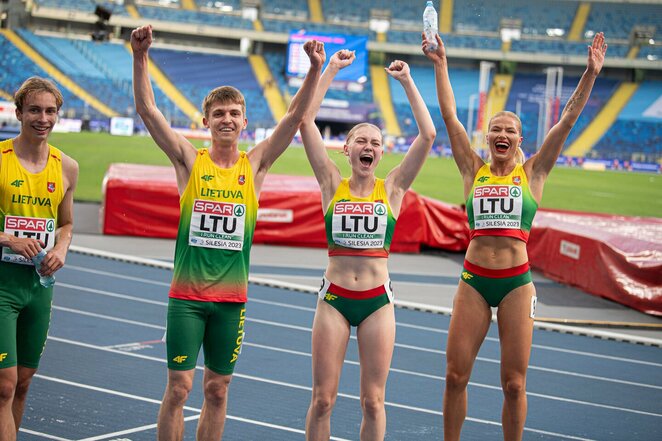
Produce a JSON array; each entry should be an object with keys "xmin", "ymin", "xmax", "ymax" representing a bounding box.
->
[
  {"xmin": 32, "ymin": 249, "xmax": 55, "ymax": 288},
  {"xmin": 423, "ymin": 0, "xmax": 438, "ymax": 51}
]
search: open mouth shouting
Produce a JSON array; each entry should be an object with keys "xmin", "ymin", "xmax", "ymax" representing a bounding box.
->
[
  {"xmin": 495, "ymin": 141, "xmax": 510, "ymax": 154},
  {"xmin": 359, "ymin": 153, "xmax": 374, "ymax": 167}
]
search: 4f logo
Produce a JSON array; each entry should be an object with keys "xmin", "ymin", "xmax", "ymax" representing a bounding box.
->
[
  {"xmin": 324, "ymin": 294, "xmax": 338, "ymax": 301},
  {"xmin": 477, "ymin": 176, "xmax": 489, "ymax": 183},
  {"xmin": 201, "ymin": 175, "xmax": 214, "ymax": 182},
  {"xmin": 10, "ymin": 179, "xmax": 24, "ymax": 188},
  {"xmin": 461, "ymin": 271, "xmax": 473, "ymax": 280},
  {"xmin": 172, "ymin": 355, "xmax": 188, "ymax": 364},
  {"xmin": 0, "ymin": 353, "xmax": 8, "ymax": 362}
]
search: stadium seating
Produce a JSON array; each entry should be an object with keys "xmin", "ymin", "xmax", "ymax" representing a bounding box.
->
[
  {"xmin": 585, "ymin": 2, "xmax": 662, "ymax": 39},
  {"xmin": 0, "ymin": 33, "xmax": 97, "ymax": 119},
  {"xmin": 504, "ymin": 73, "xmax": 619, "ymax": 153},
  {"xmin": 136, "ymin": 5, "xmax": 253, "ymax": 29},
  {"xmin": 148, "ymin": 48, "xmax": 274, "ymax": 129},
  {"xmin": 34, "ymin": 0, "xmax": 128, "ymax": 15},
  {"xmin": 591, "ymin": 81, "xmax": 662, "ymax": 162},
  {"xmin": 15, "ymin": 30, "xmax": 188, "ymax": 125},
  {"xmin": 452, "ymin": 0, "xmax": 578, "ymax": 35}
]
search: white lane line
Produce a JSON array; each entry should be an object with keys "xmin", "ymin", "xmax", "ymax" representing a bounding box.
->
[
  {"xmin": 77, "ymin": 415, "xmax": 200, "ymax": 441},
  {"xmin": 52, "ymin": 287, "xmax": 662, "ymax": 391},
  {"xmin": 44, "ymin": 336, "xmax": 592, "ymax": 440},
  {"xmin": 18, "ymin": 428, "xmax": 72, "ymax": 440},
  {"xmin": 49, "ymin": 307, "xmax": 662, "ymax": 418},
  {"xmin": 34, "ymin": 374, "xmax": 352, "ymax": 441}
]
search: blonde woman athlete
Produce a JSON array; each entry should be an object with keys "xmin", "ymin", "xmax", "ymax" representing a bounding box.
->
[
  {"xmin": 301, "ymin": 48, "xmax": 436, "ymax": 441},
  {"xmin": 423, "ymin": 32, "xmax": 607, "ymax": 440}
]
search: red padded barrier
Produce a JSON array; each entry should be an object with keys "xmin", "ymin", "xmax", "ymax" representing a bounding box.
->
[
  {"xmin": 528, "ymin": 209, "xmax": 662, "ymax": 316},
  {"xmin": 101, "ymin": 164, "xmax": 470, "ymax": 252}
]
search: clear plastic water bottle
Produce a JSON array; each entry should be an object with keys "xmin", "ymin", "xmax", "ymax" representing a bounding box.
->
[
  {"xmin": 423, "ymin": 0, "xmax": 438, "ymax": 51},
  {"xmin": 32, "ymin": 249, "xmax": 55, "ymax": 288}
]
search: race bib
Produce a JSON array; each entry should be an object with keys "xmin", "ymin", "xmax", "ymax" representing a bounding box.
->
[
  {"xmin": 472, "ymin": 185, "xmax": 523, "ymax": 230},
  {"xmin": 188, "ymin": 199, "xmax": 246, "ymax": 251},
  {"xmin": 332, "ymin": 201, "xmax": 388, "ymax": 249},
  {"xmin": 1, "ymin": 215, "xmax": 56, "ymax": 265}
]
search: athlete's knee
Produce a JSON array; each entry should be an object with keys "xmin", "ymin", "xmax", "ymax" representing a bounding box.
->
[
  {"xmin": 445, "ymin": 367, "xmax": 470, "ymax": 393},
  {"xmin": 360, "ymin": 392, "xmax": 385, "ymax": 419},
  {"xmin": 13, "ymin": 376, "xmax": 33, "ymax": 401},
  {"xmin": 203, "ymin": 376, "xmax": 231, "ymax": 407},
  {"xmin": 165, "ymin": 379, "xmax": 193, "ymax": 406},
  {"xmin": 310, "ymin": 389, "xmax": 337, "ymax": 417},
  {"xmin": 501, "ymin": 374, "xmax": 526, "ymax": 400},
  {"xmin": 0, "ymin": 377, "xmax": 16, "ymax": 405}
]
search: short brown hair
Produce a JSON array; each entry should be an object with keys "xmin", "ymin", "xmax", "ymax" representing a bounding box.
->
[
  {"xmin": 202, "ymin": 86, "xmax": 245, "ymax": 118},
  {"xmin": 346, "ymin": 123, "xmax": 382, "ymax": 145},
  {"xmin": 14, "ymin": 77, "xmax": 63, "ymax": 112}
]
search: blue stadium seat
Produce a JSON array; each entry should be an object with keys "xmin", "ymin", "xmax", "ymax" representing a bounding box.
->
[{"xmin": 149, "ymin": 48, "xmax": 274, "ymax": 129}]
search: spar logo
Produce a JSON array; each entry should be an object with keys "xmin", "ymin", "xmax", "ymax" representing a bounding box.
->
[
  {"xmin": 510, "ymin": 186, "xmax": 521, "ymax": 198},
  {"xmin": 6, "ymin": 216, "xmax": 54, "ymax": 232},
  {"xmin": 334, "ymin": 202, "xmax": 375, "ymax": 215},
  {"xmin": 474, "ymin": 186, "xmax": 509, "ymax": 198}
]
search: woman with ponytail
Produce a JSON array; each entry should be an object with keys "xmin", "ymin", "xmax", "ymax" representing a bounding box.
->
[{"xmin": 423, "ymin": 32, "xmax": 607, "ymax": 440}]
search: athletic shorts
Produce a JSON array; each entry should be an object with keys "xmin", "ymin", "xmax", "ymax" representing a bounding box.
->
[
  {"xmin": 0, "ymin": 262, "xmax": 53, "ymax": 369},
  {"xmin": 460, "ymin": 260, "xmax": 533, "ymax": 308},
  {"xmin": 318, "ymin": 277, "xmax": 394, "ymax": 327},
  {"xmin": 165, "ymin": 297, "xmax": 246, "ymax": 375}
]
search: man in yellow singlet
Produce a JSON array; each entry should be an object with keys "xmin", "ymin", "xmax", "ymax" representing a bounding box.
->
[
  {"xmin": 131, "ymin": 25, "xmax": 323, "ymax": 440},
  {"xmin": 0, "ymin": 77, "xmax": 79, "ymax": 439}
]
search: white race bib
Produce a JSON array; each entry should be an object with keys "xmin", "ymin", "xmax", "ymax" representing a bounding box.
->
[
  {"xmin": 188, "ymin": 199, "xmax": 246, "ymax": 251},
  {"xmin": 331, "ymin": 201, "xmax": 388, "ymax": 249},
  {"xmin": 472, "ymin": 185, "xmax": 523, "ymax": 230},
  {"xmin": 1, "ymin": 215, "xmax": 56, "ymax": 265}
]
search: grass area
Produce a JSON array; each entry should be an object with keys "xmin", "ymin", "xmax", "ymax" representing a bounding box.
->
[{"xmin": 49, "ymin": 132, "xmax": 662, "ymax": 218}]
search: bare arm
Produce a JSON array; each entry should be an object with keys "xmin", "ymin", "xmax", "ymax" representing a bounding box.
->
[
  {"xmin": 526, "ymin": 32, "xmax": 607, "ymax": 193},
  {"xmin": 40, "ymin": 153, "xmax": 78, "ymax": 276},
  {"xmin": 300, "ymin": 49, "xmax": 356, "ymax": 203},
  {"xmin": 423, "ymin": 34, "xmax": 482, "ymax": 193},
  {"xmin": 131, "ymin": 25, "xmax": 196, "ymax": 191},
  {"xmin": 248, "ymin": 40, "xmax": 324, "ymax": 184},
  {"xmin": 384, "ymin": 60, "xmax": 436, "ymax": 202}
]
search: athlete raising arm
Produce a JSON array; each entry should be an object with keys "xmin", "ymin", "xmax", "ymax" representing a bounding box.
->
[
  {"xmin": 131, "ymin": 24, "xmax": 323, "ymax": 440},
  {"xmin": 423, "ymin": 31, "xmax": 607, "ymax": 441},
  {"xmin": 301, "ymin": 48, "xmax": 435, "ymax": 441}
]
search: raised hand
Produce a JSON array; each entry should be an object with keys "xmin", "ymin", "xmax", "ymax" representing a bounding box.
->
[
  {"xmin": 587, "ymin": 32, "xmax": 607, "ymax": 76},
  {"xmin": 303, "ymin": 40, "xmax": 325, "ymax": 70},
  {"xmin": 131, "ymin": 24, "xmax": 153, "ymax": 54},
  {"xmin": 422, "ymin": 33, "xmax": 446, "ymax": 64},
  {"xmin": 385, "ymin": 59, "xmax": 410, "ymax": 82},
  {"xmin": 329, "ymin": 49, "xmax": 356, "ymax": 70}
]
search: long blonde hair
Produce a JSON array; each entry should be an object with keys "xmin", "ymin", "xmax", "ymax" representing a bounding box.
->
[{"xmin": 487, "ymin": 111, "xmax": 525, "ymax": 164}]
